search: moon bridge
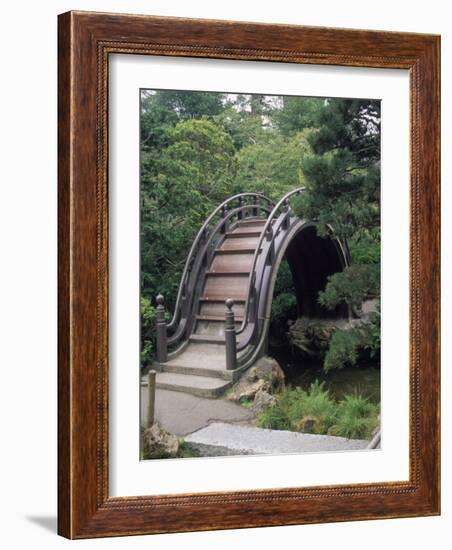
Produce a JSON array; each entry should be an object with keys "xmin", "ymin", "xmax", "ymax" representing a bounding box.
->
[{"xmin": 151, "ymin": 188, "xmax": 350, "ymax": 398}]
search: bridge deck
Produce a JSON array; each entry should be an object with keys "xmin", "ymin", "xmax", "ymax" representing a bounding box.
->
[{"xmin": 157, "ymin": 219, "xmax": 267, "ymax": 397}]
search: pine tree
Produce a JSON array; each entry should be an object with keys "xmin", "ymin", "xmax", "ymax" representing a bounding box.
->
[{"xmin": 293, "ymin": 99, "xmax": 381, "ymax": 370}]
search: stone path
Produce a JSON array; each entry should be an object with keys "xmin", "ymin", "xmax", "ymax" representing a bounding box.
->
[
  {"xmin": 141, "ymin": 387, "xmax": 254, "ymax": 436},
  {"xmin": 184, "ymin": 422, "xmax": 370, "ymax": 456}
]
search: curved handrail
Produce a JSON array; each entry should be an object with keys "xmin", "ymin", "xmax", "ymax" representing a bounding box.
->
[
  {"xmin": 166, "ymin": 202, "xmax": 273, "ymax": 346},
  {"xmin": 166, "ymin": 192, "xmax": 274, "ymax": 333},
  {"xmin": 236, "ymin": 187, "xmax": 305, "ymax": 336}
]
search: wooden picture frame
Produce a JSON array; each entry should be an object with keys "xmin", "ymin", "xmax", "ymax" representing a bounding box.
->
[{"xmin": 58, "ymin": 11, "xmax": 440, "ymax": 539}]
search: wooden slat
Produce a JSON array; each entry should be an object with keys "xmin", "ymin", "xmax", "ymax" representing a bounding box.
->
[
  {"xmin": 237, "ymin": 219, "xmax": 267, "ymax": 227},
  {"xmin": 211, "ymin": 252, "xmax": 254, "ymax": 272},
  {"xmin": 214, "ymin": 248, "xmax": 257, "ymax": 255},
  {"xmin": 227, "ymin": 227, "xmax": 263, "ymax": 236},
  {"xmin": 220, "ymin": 236, "xmax": 259, "ymax": 250},
  {"xmin": 206, "ymin": 271, "xmax": 250, "ymax": 276},
  {"xmin": 196, "ymin": 314, "xmax": 244, "ymax": 322},
  {"xmin": 199, "ymin": 300, "xmax": 245, "ymax": 318},
  {"xmin": 203, "ymin": 274, "xmax": 248, "ymax": 300}
]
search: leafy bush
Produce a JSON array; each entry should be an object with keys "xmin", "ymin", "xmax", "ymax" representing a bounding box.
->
[
  {"xmin": 269, "ymin": 259, "xmax": 297, "ymax": 344},
  {"xmin": 257, "ymin": 402, "xmax": 292, "ymax": 431},
  {"xmin": 329, "ymin": 394, "xmax": 379, "ymax": 439},
  {"xmin": 323, "ymin": 310, "xmax": 380, "ymax": 371},
  {"xmin": 348, "ymin": 231, "xmax": 380, "ymax": 265},
  {"xmin": 140, "ymin": 296, "xmax": 157, "ymax": 366},
  {"xmin": 286, "ymin": 381, "xmax": 337, "ymax": 434},
  {"xmin": 318, "ymin": 264, "xmax": 380, "ymax": 312},
  {"xmin": 323, "ymin": 329, "xmax": 360, "ymax": 371},
  {"xmin": 256, "ymin": 381, "xmax": 379, "ymax": 440}
]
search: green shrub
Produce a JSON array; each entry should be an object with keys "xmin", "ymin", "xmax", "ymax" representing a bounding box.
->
[
  {"xmin": 140, "ymin": 295, "xmax": 172, "ymax": 367},
  {"xmin": 257, "ymin": 403, "xmax": 291, "ymax": 431},
  {"xmin": 348, "ymin": 231, "xmax": 380, "ymax": 265},
  {"xmin": 256, "ymin": 381, "xmax": 379, "ymax": 440},
  {"xmin": 318, "ymin": 264, "xmax": 380, "ymax": 312},
  {"xmin": 323, "ymin": 329, "xmax": 360, "ymax": 371},
  {"xmin": 140, "ymin": 296, "xmax": 157, "ymax": 366},
  {"xmin": 269, "ymin": 259, "xmax": 297, "ymax": 344},
  {"xmin": 329, "ymin": 394, "xmax": 379, "ymax": 439},
  {"xmin": 323, "ymin": 309, "xmax": 380, "ymax": 371},
  {"xmin": 285, "ymin": 382, "xmax": 337, "ymax": 434}
]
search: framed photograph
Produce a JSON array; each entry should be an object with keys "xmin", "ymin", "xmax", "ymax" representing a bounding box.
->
[{"xmin": 58, "ymin": 11, "xmax": 440, "ymax": 538}]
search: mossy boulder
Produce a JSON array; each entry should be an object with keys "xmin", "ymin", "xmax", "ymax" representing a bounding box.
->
[{"xmin": 227, "ymin": 356, "xmax": 285, "ymax": 403}]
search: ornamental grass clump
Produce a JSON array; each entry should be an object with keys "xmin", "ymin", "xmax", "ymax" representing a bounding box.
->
[
  {"xmin": 256, "ymin": 381, "xmax": 379, "ymax": 440},
  {"xmin": 329, "ymin": 394, "xmax": 379, "ymax": 440}
]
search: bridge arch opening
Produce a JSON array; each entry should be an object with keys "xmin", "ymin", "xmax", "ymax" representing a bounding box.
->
[
  {"xmin": 283, "ymin": 225, "xmax": 349, "ymax": 320},
  {"xmin": 258, "ymin": 222, "xmax": 350, "ymax": 362}
]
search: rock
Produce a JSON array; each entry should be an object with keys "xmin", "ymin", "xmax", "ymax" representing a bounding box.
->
[
  {"xmin": 361, "ymin": 299, "xmax": 379, "ymax": 319},
  {"xmin": 288, "ymin": 316, "xmax": 375, "ymax": 357},
  {"xmin": 227, "ymin": 356, "xmax": 285, "ymax": 402},
  {"xmin": 235, "ymin": 380, "xmax": 268, "ymax": 401},
  {"xmin": 252, "ymin": 389, "xmax": 277, "ymax": 413},
  {"xmin": 288, "ymin": 299, "xmax": 381, "ymax": 358},
  {"xmin": 142, "ymin": 422, "xmax": 179, "ymax": 459},
  {"xmin": 294, "ymin": 416, "xmax": 316, "ymax": 434},
  {"xmin": 250, "ymin": 356, "xmax": 286, "ymax": 392}
]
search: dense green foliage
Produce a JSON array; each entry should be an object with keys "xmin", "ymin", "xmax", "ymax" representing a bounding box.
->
[
  {"xmin": 257, "ymin": 381, "xmax": 379, "ymax": 440},
  {"xmin": 292, "ymin": 99, "xmax": 381, "ymax": 369},
  {"xmin": 269, "ymin": 259, "xmax": 297, "ymax": 344},
  {"xmin": 140, "ymin": 90, "xmax": 380, "ymax": 369}
]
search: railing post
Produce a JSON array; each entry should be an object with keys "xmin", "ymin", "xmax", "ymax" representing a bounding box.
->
[
  {"xmin": 252, "ymin": 195, "xmax": 258, "ymax": 217},
  {"xmin": 282, "ymin": 198, "xmax": 290, "ymax": 229},
  {"xmin": 147, "ymin": 369, "xmax": 157, "ymax": 428},
  {"xmin": 266, "ymin": 225, "xmax": 275, "ymax": 265},
  {"xmin": 237, "ymin": 196, "xmax": 243, "ymax": 220},
  {"xmin": 225, "ymin": 299, "xmax": 237, "ymax": 370},
  {"xmin": 221, "ymin": 204, "xmax": 228, "ymax": 233},
  {"xmin": 155, "ymin": 294, "xmax": 168, "ymax": 363}
]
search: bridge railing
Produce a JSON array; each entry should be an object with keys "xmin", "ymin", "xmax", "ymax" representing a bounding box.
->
[
  {"xmin": 164, "ymin": 192, "xmax": 274, "ymax": 350},
  {"xmin": 235, "ymin": 187, "xmax": 305, "ymax": 351},
  {"xmin": 167, "ymin": 201, "xmax": 274, "ymax": 345}
]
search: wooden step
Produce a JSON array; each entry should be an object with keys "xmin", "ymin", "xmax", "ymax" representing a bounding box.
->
[
  {"xmin": 237, "ymin": 219, "xmax": 267, "ymax": 227},
  {"xmin": 210, "ymin": 252, "xmax": 254, "ymax": 272},
  {"xmin": 199, "ymin": 297, "xmax": 245, "ymax": 303},
  {"xmin": 206, "ymin": 271, "xmax": 250, "ymax": 276},
  {"xmin": 214, "ymin": 248, "xmax": 257, "ymax": 255},
  {"xmin": 190, "ymin": 333, "xmax": 225, "ymax": 344},
  {"xmin": 226, "ymin": 229, "xmax": 262, "ymax": 238},
  {"xmin": 220, "ymin": 236, "xmax": 260, "ymax": 251},
  {"xmin": 200, "ymin": 293, "xmax": 247, "ymax": 302},
  {"xmin": 199, "ymin": 300, "xmax": 245, "ymax": 318},
  {"xmin": 196, "ymin": 314, "xmax": 244, "ymax": 322},
  {"xmin": 202, "ymin": 274, "xmax": 248, "ymax": 302}
]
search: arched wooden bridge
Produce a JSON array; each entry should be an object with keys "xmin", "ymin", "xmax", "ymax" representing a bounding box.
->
[{"xmin": 153, "ymin": 188, "xmax": 350, "ymax": 398}]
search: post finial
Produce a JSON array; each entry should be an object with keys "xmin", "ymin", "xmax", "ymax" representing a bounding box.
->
[
  {"xmin": 225, "ymin": 298, "xmax": 234, "ymax": 310},
  {"xmin": 156, "ymin": 294, "xmax": 164, "ymax": 306}
]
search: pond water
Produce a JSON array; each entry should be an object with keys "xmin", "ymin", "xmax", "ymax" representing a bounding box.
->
[{"xmin": 269, "ymin": 345, "xmax": 381, "ymax": 404}]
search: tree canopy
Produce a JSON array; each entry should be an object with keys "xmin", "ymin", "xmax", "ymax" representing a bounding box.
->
[{"xmin": 140, "ymin": 90, "xmax": 381, "ymax": 369}]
